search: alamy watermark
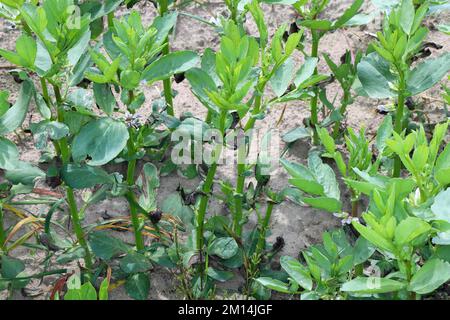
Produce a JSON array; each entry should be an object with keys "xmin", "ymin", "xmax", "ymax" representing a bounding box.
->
[{"xmin": 170, "ymin": 125, "xmax": 282, "ymax": 176}]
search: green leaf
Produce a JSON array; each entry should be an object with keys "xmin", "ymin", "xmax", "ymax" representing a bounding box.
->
[
  {"xmin": 408, "ymin": 259, "xmax": 450, "ymax": 294},
  {"xmin": 1, "ymin": 256, "xmax": 25, "ymax": 279},
  {"xmin": 0, "ymin": 137, "xmax": 19, "ymax": 170},
  {"xmin": 280, "ymin": 158, "xmax": 316, "ymax": 181},
  {"xmin": 255, "ymin": 277, "xmax": 291, "ymax": 294},
  {"xmin": 294, "ymin": 57, "xmax": 318, "ymax": 87},
  {"xmin": 376, "ymin": 115, "xmax": 393, "ymax": 152},
  {"xmin": 280, "ymin": 256, "xmax": 313, "ymax": 290},
  {"xmin": 67, "ymin": 29, "xmax": 91, "ymax": 67},
  {"xmin": 185, "ymin": 68, "xmax": 218, "ymax": 112},
  {"xmin": 357, "ymin": 52, "xmax": 396, "ymax": 99},
  {"xmin": 334, "ymin": 0, "xmax": 364, "ymax": 28},
  {"xmin": 152, "ymin": 11, "xmax": 178, "ymax": 45},
  {"xmin": 341, "ymin": 277, "xmax": 406, "ymax": 294},
  {"xmin": 289, "ymin": 178, "xmax": 324, "ymax": 196},
  {"xmin": 353, "ymin": 237, "xmax": 376, "ymax": 264},
  {"xmin": 260, "ymin": 0, "xmax": 298, "ymax": 4},
  {"xmin": 89, "ymin": 232, "xmax": 128, "ymax": 260},
  {"xmin": 61, "ymin": 164, "xmax": 115, "ymax": 189},
  {"xmin": 93, "ymin": 83, "xmax": 116, "ymax": 115},
  {"xmin": 143, "ymin": 51, "xmax": 200, "ymax": 83},
  {"xmin": 4, "ymin": 161, "xmax": 45, "ymax": 186},
  {"xmin": 302, "ymin": 197, "xmax": 342, "ymax": 212},
  {"xmin": 352, "ymin": 221, "xmax": 396, "ymax": 253},
  {"xmin": 98, "ymin": 278, "xmax": 109, "ymax": 300},
  {"xmin": 0, "ymin": 90, "xmax": 9, "ymax": 117},
  {"xmin": 120, "ymin": 70, "xmax": 141, "ymax": 90},
  {"xmin": 16, "ymin": 34, "xmax": 37, "ymax": 68},
  {"xmin": 407, "ymin": 52, "xmax": 450, "ymax": 95},
  {"xmin": 431, "ymin": 188, "xmax": 450, "ymax": 223},
  {"xmin": 0, "ymin": 80, "xmax": 33, "ymax": 135},
  {"xmin": 72, "ymin": 118, "xmax": 129, "ymax": 166},
  {"xmin": 161, "ymin": 193, "xmax": 194, "ymax": 228},
  {"xmin": 30, "ymin": 120, "xmax": 69, "ymax": 150},
  {"xmin": 299, "ymin": 20, "xmax": 332, "ymax": 31},
  {"xmin": 209, "ymin": 237, "xmax": 239, "ymax": 260},
  {"xmin": 207, "ymin": 267, "xmax": 234, "ymax": 282},
  {"xmin": 137, "ymin": 163, "xmax": 159, "ymax": 212},
  {"xmin": 308, "ymin": 153, "xmax": 340, "ymax": 200},
  {"xmin": 247, "ymin": 0, "xmax": 268, "ymax": 48},
  {"xmin": 394, "ymin": 217, "xmax": 431, "ymax": 246},
  {"xmin": 125, "ymin": 273, "xmax": 150, "ymax": 300},
  {"xmin": 79, "ymin": 282, "xmax": 97, "ymax": 300},
  {"xmin": 282, "ymin": 126, "xmax": 311, "ymax": 143},
  {"xmin": 270, "ymin": 56, "xmax": 295, "ymax": 97},
  {"xmin": 120, "ymin": 252, "xmax": 152, "ymax": 274},
  {"xmin": 399, "ymin": 0, "xmax": 415, "ymax": 35},
  {"xmin": 434, "ymin": 141, "xmax": 450, "ymax": 186}
]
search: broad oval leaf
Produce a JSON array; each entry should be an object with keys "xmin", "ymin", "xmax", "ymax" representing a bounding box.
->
[
  {"xmin": 72, "ymin": 118, "xmax": 129, "ymax": 166},
  {"xmin": 61, "ymin": 164, "xmax": 115, "ymax": 189},
  {"xmin": 408, "ymin": 259, "xmax": 450, "ymax": 294},
  {"xmin": 255, "ymin": 277, "xmax": 291, "ymax": 294},
  {"xmin": 209, "ymin": 237, "xmax": 239, "ymax": 260},
  {"xmin": 0, "ymin": 137, "xmax": 19, "ymax": 170},
  {"xmin": 89, "ymin": 232, "xmax": 128, "ymax": 260},
  {"xmin": 143, "ymin": 51, "xmax": 200, "ymax": 83},
  {"xmin": 280, "ymin": 256, "xmax": 313, "ymax": 290},
  {"xmin": 407, "ymin": 52, "xmax": 450, "ymax": 95},
  {"xmin": 357, "ymin": 52, "xmax": 396, "ymax": 99},
  {"xmin": 394, "ymin": 217, "xmax": 431, "ymax": 246},
  {"xmin": 0, "ymin": 80, "xmax": 33, "ymax": 135},
  {"xmin": 125, "ymin": 273, "xmax": 150, "ymax": 300},
  {"xmin": 341, "ymin": 277, "xmax": 406, "ymax": 294}
]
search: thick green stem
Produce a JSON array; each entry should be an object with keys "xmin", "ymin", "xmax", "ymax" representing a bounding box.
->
[
  {"xmin": 196, "ymin": 111, "xmax": 227, "ymax": 252},
  {"xmin": 310, "ymin": 33, "xmax": 320, "ymax": 145},
  {"xmin": 67, "ymin": 188, "xmax": 93, "ymax": 272},
  {"xmin": 159, "ymin": 0, "xmax": 174, "ymax": 116},
  {"xmin": 244, "ymin": 93, "xmax": 262, "ymax": 132},
  {"xmin": 53, "ymin": 85, "xmax": 94, "ymax": 275},
  {"xmin": 393, "ymin": 75, "xmax": 406, "ymax": 178},
  {"xmin": 40, "ymin": 78, "xmax": 50, "ymax": 105},
  {"xmin": 350, "ymin": 189, "xmax": 359, "ymax": 217},
  {"xmin": 125, "ymin": 90, "xmax": 144, "ymax": 251},
  {"xmin": 107, "ymin": 12, "xmax": 114, "ymax": 29},
  {"xmin": 332, "ymin": 90, "xmax": 350, "ymax": 138},
  {"xmin": 126, "ymin": 134, "xmax": 145, "ymax": 251},
  {"xmin": 234, "ymin": 93, "xmax": 263, "ymax": 236},
  {"xmin": 0, "ymin": 204, "xmax": 5, "ymax": 248},
  {"xmin": 255, "ymin": 201, "xmax": 274, "ymax": 255}
]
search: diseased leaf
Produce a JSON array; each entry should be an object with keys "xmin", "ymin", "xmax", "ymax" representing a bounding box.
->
[
  {"xmin": 72, "ymin": 118, "xmax": 129, "ymax": 166},
  {"xmin": 209, "ymin": 237, "xmax": 239, "ymax": 260},
  {"xmin": 143, "ymin": 51, "xmax": 200, "ymax": 83}
]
